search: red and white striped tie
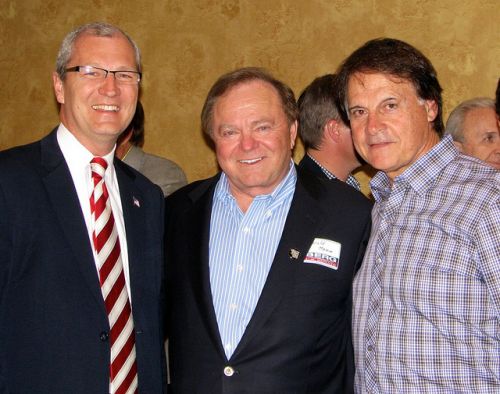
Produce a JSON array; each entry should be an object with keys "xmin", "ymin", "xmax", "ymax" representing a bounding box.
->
[{"xmin": 90, "ymin": 157, "xmax": 138, "ymax": 394}]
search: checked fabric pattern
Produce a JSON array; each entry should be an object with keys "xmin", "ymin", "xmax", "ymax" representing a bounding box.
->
[{"xmin": 90, "ymin": 157, "xmax": 138, "ymax": 394}]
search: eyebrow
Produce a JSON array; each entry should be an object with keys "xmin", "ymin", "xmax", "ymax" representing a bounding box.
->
[
  {"xmin": 481, "ymin": 130, "xmax": 499, "ymax": 136},
  {"xmin": 250, "ymin": 118, "xmax": 274, "ymax": 126},
  {"xmin": 348, "ymin": 96, "xmax": 400, "ymax": 111},
  {"xmin": 347, "ymin": 104, "xmax": 365, "ymax": 112}
]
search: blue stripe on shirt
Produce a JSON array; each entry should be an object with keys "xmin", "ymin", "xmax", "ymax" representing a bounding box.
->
[{"xmin": 209, "ymin": 161, "xmax": 296, "ymax": 359}]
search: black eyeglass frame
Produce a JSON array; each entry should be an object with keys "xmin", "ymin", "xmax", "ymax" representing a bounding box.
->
[{"xmin": 64, "ymin": 65, "xmax": 142, "ymax": 83}]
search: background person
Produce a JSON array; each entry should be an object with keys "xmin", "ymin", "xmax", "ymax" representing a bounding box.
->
[
  {"xmin": 116, "ymin": 101, "xmax": 187, "ymax": 196},
  {"xmin": 445, "ymin": 97, "xmax": 500, "ymax": 169},
  {"xmin": 297, "ymin": 74, "xmax": 364, "ymax": 191}
]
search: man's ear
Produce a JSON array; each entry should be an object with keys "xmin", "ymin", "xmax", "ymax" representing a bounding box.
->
[
  {"xmin": 52, "ymin": 72, "xmax": 65, "ymax": 104},
  {"xmin": 325, "ymin": 119, "xmax": 341, "ymax": 143},
  {"xmin": 289, "ymin": 120, "xmax": 298, "ymax": 150},
  {"xmin": 424, "ymin": 99, "xmax": 438, "ymax": 123}
]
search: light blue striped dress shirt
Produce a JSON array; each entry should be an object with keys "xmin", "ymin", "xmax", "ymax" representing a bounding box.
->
[{"xmin": 209, "ymin": 162, "xmax": 296, "ymax": 359}]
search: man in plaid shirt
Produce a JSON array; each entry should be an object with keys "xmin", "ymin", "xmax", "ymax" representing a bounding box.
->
[{"xmin": 335, "ymin": 38, "xmax": 499, "ymax": 392}]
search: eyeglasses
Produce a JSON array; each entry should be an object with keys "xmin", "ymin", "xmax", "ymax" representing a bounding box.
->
[{"xmin": 65, "ymin": 65, "xmax": 142, "ymax": 84}]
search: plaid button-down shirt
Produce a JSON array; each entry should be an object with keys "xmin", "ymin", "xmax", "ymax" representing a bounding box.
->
[{"xmin": 353, "ymin": 135, "xmax": 500, "ymax": 393}]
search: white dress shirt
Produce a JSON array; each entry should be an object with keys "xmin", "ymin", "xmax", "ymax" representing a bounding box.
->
[{"xmin": 57, "ymin": 124, "xmax": 132, "ymax": 298}]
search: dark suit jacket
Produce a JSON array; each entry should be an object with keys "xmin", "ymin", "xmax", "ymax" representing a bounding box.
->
[
  {"xmin": 0, "ymin": 130, "xmax": 166, "ymax": 394},
  {"xmin": 298, "ymin": 154, "xmax": 332, "ymax": 181},
  {"xmin": 165, "ymin": 167, "xmax": 372, "ymax": 393}
]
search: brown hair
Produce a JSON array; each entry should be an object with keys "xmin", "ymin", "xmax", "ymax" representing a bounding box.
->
[
  {"xmin": 200, "ymin": 67, "xmax": 298, "ymax": 137},
  {"xmin": 335, "ymin": 38, "xmax": 444, "ymax": 135}
]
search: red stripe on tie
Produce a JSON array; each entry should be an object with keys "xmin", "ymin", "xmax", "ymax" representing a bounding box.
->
[
  {"xmin": 105, "ymin": 273, "xmax": 127, "ymax": 317},
  {"xmin": 111, "ymin": 330, "xmax": 135, "ymax": 373},
  {"xmin": 99, "ymin": 240, "xmax": 121, "ymax": 285},
  {"xmin": 90, "ymin": 157, "xmax": 137, "ymax": 394},
  {"xmin": 115, "ymin": 360, "xmax": 138, "ymax": 394}
]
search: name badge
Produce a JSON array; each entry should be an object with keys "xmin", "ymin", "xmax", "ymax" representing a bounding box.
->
[{"xmin": 304, "ymin": 238, "xmax": 341, "ymax": 270}]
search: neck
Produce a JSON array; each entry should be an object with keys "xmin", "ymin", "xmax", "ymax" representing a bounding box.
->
[
  {"xmin": 116, "ymin": 142, "xmax": 133, "ymax": 160},
  {"xmin": 308, "ymin": 150, "xmax": 355, "ymax": 182}
]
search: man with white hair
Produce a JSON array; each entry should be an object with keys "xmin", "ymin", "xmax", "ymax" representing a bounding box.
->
[{"xmin": 445, "ymin": 97, "xmax": 500, "ymax": 169}]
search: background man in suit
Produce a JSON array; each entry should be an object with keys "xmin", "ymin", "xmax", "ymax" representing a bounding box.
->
[
  {"xmin": 445, "ymin": 97, "xmax": 500, "ymax": 169},
  {"xmin": 116, "ymin": 101, "xmax": 188, "ymax": 196},
  {"xmin": 0, "ymin": 22, "xmax": 166, "ymax": 393},
  {"xmin": 297, "ymin": 74, "xmax": 364, "ymax": 191},
  {"xmin": 165, "ymin": 67, "xmax": 372, "ymax": 393}
]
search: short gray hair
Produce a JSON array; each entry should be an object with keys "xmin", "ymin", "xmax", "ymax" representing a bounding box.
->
[
  {"xmin": 445, "ymin": 97, "xmax": 495, "ymax": 142},
  {"xmin": 55, "ymin": 22, "xmax": 141, "ymax": 80}
]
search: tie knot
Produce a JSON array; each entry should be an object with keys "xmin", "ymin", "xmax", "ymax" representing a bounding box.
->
[{"xmin": 90, "ymin": 157, "xmax": 108, "ymax": 179}]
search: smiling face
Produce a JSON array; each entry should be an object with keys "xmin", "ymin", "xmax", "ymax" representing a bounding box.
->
[
  {"xmin": 211, "ymin": 79, "xmax": 297, "ymax": 208},
  {"xmin": 346, "ymin": 72, "xmax": 440, "ymax": 181},
  {"xmin": 53, "ymin": 33, "xmax": 139, "ymax": 156},
  {"xmin": 457, "ymin": 107, "xmax": 500, "ymax": 169}
]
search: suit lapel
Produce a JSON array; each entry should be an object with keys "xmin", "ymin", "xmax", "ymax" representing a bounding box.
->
[
  {"xmin": 114, "ymin": 161, "xmax": 148, "ymax": 323},
  {"xmin": 233, "ymin": 170, "xmax": 327, "ymax": 358},
  {"xmin": 40, "ymin": 131, "xmax": 106, "ymax": 314},
  {"xmin": 186, "ymin": 177, "xmax": 228, "ymax": 359}
]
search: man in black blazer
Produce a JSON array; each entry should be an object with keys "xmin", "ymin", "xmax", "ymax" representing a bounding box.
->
[
  {"xmin": 0, "ymin": 23, "xmax": 166, "ymax": 393},
  {"xmin": 165, "ymin": 67, "xmax": 372, "ymax": 393},
  {"xmin": 297, "ymin": 74, "xmax": 364, "ymax": 191}
]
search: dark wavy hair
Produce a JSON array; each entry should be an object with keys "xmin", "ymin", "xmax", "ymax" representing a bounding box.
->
[{"xmin": 335, "ymin": 38, "xmax": 444, "ymax": 136}]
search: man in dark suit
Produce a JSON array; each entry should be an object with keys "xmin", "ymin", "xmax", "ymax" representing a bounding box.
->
[
  {"xmin": 165, "ymin": 67, "xmax": 372, "ymax": 393},
  {"xmin": 0, "ymin": 22, "xmax": 166, "ymax": 393},
  {"xmin": 297, "ymin": 74, "xmax": 365, "ymax": 191}
]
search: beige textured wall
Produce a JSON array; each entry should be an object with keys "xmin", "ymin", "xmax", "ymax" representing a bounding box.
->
[{"xmin": 1, "ymin": 0, "xmax": 499, "ymax": 195}]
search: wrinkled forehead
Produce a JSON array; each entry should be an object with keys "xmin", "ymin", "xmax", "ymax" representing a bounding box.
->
[
  {"xmin": 346, "ymin": 71, "xmax": 421, "ymax": 104},
  {"xmin": 348, "ymin": 71, "xmax": 415, "ymax": 90}
]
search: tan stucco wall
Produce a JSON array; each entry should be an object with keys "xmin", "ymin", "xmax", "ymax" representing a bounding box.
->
[{"xmin": 1, "ymin": 0, "xmax": 498, "ymax": 195}]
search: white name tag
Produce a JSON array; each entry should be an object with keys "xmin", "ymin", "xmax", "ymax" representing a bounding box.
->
[{"xmin": 304, "ymin": 238, "xmax": 341, "ymax": 270}]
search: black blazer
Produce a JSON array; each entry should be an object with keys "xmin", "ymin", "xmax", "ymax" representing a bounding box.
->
[
  {"xmin": 0, "ymin": 130, "xmax": 166, "ymax": 394},
  {"xmin": 165, "ymin": 167, "xmax": 372, "ymax": 393},
  {"xmin": 298, "ymin": 154, "xmax": 331, "ymax": 181}
]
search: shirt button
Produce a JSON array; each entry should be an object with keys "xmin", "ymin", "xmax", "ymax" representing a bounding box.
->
[
  {"xmin": 224, "ymin": 366, "xmax": 235, "ymax": 377},
  {"xmin": 229, "ymin": 303, "xmax": 238, "ymax": 310},
  {"xmin": 376, "ymin": 258, "xmax": 382, "ymax": 263},
  {"xmin": 265, "ymin": 210, "xmax": 272, "ymax": 218},
  {"xmin": 367, "ymin": 345, "xmax": 374, "ymax": 352},
  {"xmin": 99, "ymin": 331, "xmax": 109, "ymax": 341},
  {"xmin": 242, "ymin": 226, "xmax": 250, "ymax": 234},
  {"xmin": 236, "ymin": 264, "xmax": 244, "ymax": 272}
]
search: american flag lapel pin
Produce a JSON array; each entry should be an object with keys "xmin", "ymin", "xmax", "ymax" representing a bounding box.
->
[{"xmin": 132, "ymin": 196, "xmax": 141, "ymax": 208}]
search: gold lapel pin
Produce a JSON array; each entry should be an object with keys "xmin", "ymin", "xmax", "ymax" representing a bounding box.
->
[{"xmin": 289, "ymin": 248, "xmax": 300, "ymax": 260}]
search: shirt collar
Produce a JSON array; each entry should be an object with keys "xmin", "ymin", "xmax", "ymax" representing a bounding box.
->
[
  {"xmin": 307, "ymin": 153, "xmax": 361, "ymax": 191},
  {"xmin": 370, "ymin": 135, "xmax": 459, "ymax": 201},
  {"xmin": 57, "ymin": 123, "xmax": 116, "ymax": 170},
  {"xmin": 307, "ymin": 154, "xmax": 336, "ymax": 180}
]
